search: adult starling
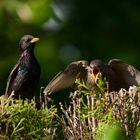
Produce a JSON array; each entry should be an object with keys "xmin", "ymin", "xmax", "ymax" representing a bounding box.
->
[
  {"xmin": 43, "ymin": 59, "xmax": 140, "ymax": 95},
  {"xmin": 5, "ymin": 35, "xmax": 40, "ymax": 100}
]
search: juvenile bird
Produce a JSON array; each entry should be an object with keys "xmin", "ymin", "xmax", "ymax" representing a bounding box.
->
[
  {"xmin": 43, "ymin": 59, "xmax": 140, "ymax": 96},
  {"xmin": 5, "ymin": 35, "xmax": 40, "ymax": 99},
  {"xmin": 43, "ymin": 59, "xmax": 116, "ymax": 95}
]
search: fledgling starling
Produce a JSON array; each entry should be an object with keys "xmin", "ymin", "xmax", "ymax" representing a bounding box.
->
[
  {"xmin": 43, "ymin": 59, "xmax": 140, "ymax": 96},
  {"xmin": 43, "ymin": 60, "xmax": 106, "ymax": 95},
  {"xmin": 5, "ymin": 35, "xmax": 40, "ymax": 100}
]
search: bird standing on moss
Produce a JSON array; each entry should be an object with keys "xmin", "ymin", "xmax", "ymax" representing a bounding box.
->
[{"xmin": 5, "ymin": 35, "xmax": 40, "ymax": 100}]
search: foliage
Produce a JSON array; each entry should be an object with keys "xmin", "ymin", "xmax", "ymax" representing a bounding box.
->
[
  {"xmin": 0, "ymin": 96, "xmax": 57, "ymax": 140},
  {"xmin": 59, "ymin": 77, "xmax": 140, "ymax": 140}
]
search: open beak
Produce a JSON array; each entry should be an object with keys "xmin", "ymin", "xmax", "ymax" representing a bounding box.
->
[
  {"xmin": 30, "ymin": 37, "xmax": 39, "ymax": 43},
  {"xmin": 92, "ymin": 67, "xmax": 100, "ymax": 83}
]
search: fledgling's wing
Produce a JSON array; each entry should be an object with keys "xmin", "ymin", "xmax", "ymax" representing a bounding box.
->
[
  {"xmin": 5, "ymin": 59, "xmax": 20, "ymax": 97},
  {"xmin": 108, "ymin": 59, "xmax": 140, "ymax": 90},
  {"xmin": 101, "ymin": 64, "xmax": 118, "ymax": 91},
  {"xmin": 43, "ymin": 60, "xmax": 88, "ymax": 95}
]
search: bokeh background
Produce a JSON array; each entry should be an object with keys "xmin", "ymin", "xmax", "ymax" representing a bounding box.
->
[{"xmin": 0, "ymin": 0, "xmax": 140, "ymax": 97}]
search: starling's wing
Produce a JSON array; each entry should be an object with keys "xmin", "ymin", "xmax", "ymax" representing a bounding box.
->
[
  {"xmin": 5, "ymin": 59, "xmax": 21, "ymax": 97},
  {"xmin": 108, "ymin": 59, "xmax": 140, "ymax": 90},
  {"xmin": 43, "ymin": 60, "xmax": 88, "ymax": 95}
]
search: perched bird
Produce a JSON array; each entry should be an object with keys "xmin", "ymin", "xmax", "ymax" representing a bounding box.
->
[
  {"xmin": 5, "ymin": 35, "xmax": 40, "ymax": 100},
  {"xmin": 43, "ymin": 59, "xmax": 140, "ymax": 95}
]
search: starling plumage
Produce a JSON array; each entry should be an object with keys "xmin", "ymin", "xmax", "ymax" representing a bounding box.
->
[
  {"xmin": 5, "ymin": 35, "xmax": 40, "ymax": 99},
  {"xmin": 43, "ymin": 59, "xmax": 140, "ymax": 95}
]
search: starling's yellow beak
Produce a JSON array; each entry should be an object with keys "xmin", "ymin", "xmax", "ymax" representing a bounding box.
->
[{"xmin": 30, "ymin": 37, "xmax": 39, "ymax": 43}]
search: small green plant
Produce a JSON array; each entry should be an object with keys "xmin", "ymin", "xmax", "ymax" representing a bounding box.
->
[
  {"xmin": 75, "ymin": 73, "xmax": 107, "ymax": 95},
  {"xmin": 0, "ymin": 96, "xmax": 57, "ymax": 140},
  {"xmin": 96, "ymin": 73, "xmax": 108, "ymax": 93}
]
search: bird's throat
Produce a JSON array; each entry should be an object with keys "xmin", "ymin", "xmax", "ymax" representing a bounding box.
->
[
  {"xmin": 21, "ymin": 48, "xmax": 34, "ymax": 57},
  {"xmin": 21, "ymin": 49, "xmax": 35, "ymax": 64}
]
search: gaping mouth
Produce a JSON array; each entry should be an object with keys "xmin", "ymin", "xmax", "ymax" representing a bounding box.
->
[{"xmin": 93, "ymin": 67, "xmax": 100, "ymax": 76}]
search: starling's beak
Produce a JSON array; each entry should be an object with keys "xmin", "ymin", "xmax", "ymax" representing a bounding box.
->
[
  {"xmin": 92, "ymin": 67, "xmax": 100, "ymax": 83},
  {"xmin": 30, "ymin": 37, "xmax": 39, "ymax": 43}
]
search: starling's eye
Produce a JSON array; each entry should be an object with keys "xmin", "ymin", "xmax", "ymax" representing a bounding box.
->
[{"xmin": 26, "ymin": 38, "xmax": 31, "ymax": 43}]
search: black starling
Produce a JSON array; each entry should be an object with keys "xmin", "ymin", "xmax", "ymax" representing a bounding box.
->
[
  {"xmin": 43, "ymin": 59, "xmax": 140, "ymax": 95},
  {"xmin": 5, "ymin": 35, "xmax": 40, "ymax": 100}
]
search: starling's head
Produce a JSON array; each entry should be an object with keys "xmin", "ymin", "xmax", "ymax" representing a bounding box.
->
[
  {"xmin": 19, "ymin": 35, "xmax": 39, "ymax": 52},
  {"xmin": 89, "ymin": 59, "xmax": 103, "ymax": 83}
]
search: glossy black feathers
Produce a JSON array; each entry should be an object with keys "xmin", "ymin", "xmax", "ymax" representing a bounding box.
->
[{"xmin": 5, "ymin": 35, "xmax": 40, "ymax": 99}]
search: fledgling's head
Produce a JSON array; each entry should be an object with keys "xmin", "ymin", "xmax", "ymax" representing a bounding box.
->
[{"xmin": 89, "ymin": 59, "xmax": 103, "ymax": 82}]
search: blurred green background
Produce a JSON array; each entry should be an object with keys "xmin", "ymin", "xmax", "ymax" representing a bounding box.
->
[{"xmin": 0, "ymin": 0, "xmax": 140, "ymax": 95}]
